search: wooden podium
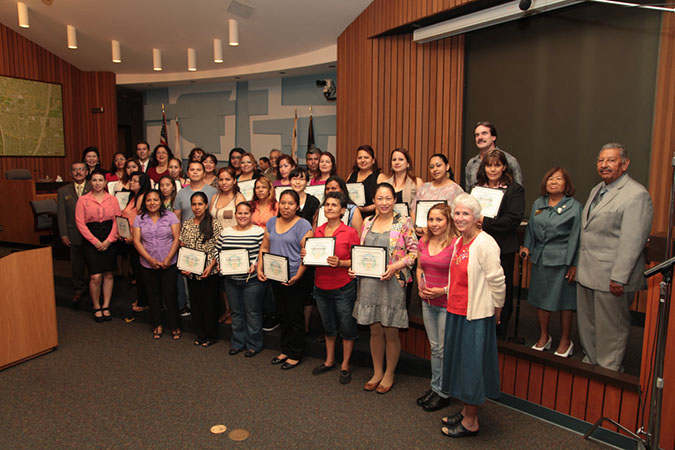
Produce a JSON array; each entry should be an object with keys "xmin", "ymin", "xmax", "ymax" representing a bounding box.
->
[{"xmin": 0, "ymin": 244, "xmax": 58, "ymax": 370}]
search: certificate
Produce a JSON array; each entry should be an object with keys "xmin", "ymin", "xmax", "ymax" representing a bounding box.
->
[
  {"xmin": 115, "ymin": 216, "xmax": 131, "ymax": 239},
  {"xmin": 305, "ymin": 185, "xmax": 325, "ymax": 204},
  {"xmin": 275, "ymin": 185, "xmax": 293, "ymax": 202},
  {"xmin": 219, "ymin": 249, "xmax": 250, "ymax": 275},
  {"xmin": 415, "ymin": 200, "xmax": 446, "ymax": 228},
  {"xmin": 115, "ymin": 191, "xmax": 131, "ymax": 211},
  {"xmin": 262, "ymin": 253, "xmax": 290, "ymax": 283},
  {"xmin": 107, "ymin": 181, "xmax": 119, "ymax": 195},
  {"xmin": 351, "ymin": 245, "xmax": 387, "ymax": 278},
  {"xmin": 394, "ymin": 202, "xmax": 409, "ymax": 217},
  {"xmin": 470, "ymin": 186, "xmax": 505, "ymax": 219},
  {"xmin": 177, "ymin": 247, "xmax": 208, "ymax": 275},
  {"xmin": 316, "ymin": 206, "xmax": 349, "ymax": 227},
  {"xmin": 303, "ymin": 237, "xmax": 336, "ymax": 266},
  {"xmin": 238, "ymin": 179, "xmax": 256, "ymax": 201},
  {"xmin": 346, "ymin": 183, "xmax": 366, "ymax": 206}
]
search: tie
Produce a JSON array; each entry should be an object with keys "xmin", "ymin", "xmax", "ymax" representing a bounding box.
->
[
  {"xmin": 588, "ymin": 186, "xmax": 607, "ymax": 218},
  {"xmin": 76, "ymin": 183, "xmax": 83, "ymax": 197}
]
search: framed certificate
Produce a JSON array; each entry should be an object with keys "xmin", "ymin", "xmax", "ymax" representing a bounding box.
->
[
  {"xmin": 275, "ymin": 186, "xmax": 293, "ymax": 202},
  {"xmin": 115, "ymin": 191, "xmax": 131, "ymax": 211},
  {"xmin": 303, "ymin": 237, "xmax": 336, "ymax": 266},
  {"xmin": 262, "ymin": 253, "xmax": 290, "ymax": 283},
  {"xmin": 107, "ymin": 181, "xmax": 119, "ymax": 195},
  {"xmin": 415, "ymin": 200, "xmax": 446, "ymax": 228},
  {"xmin": 238, "ymin": 179, "xmax": 256, "ymax": 201},
  {"xmin": 346, "ymin": 183, "xmax": 366, "ymax": 206},
  {"xmin": 394, "ymin": 202, "xmax": 409, "ymax": 217},
  {"xmin": 351, "ymin": 245, "xmax": 387, "ymax": 278},
  {"xmin": 115, "ymin": 215, "xmax": 131, "ymax": 239},
  {"xmin": 219, "ymin": 249, "xmax": 250, "ymax": 275},
  {"xmin": 177, "ymin": 247, "xmax": 208, "ymax": 275},
  {"xmin": 316, "ymin": 206, "xmax": 350, "ymax": 227},
  {"xmin": 470, "ymin": 186, "xmax": 505, "ymax": 219},
  {"xmin": 305, "ymin": 185, "xmax": 325, "ymax": 204}
]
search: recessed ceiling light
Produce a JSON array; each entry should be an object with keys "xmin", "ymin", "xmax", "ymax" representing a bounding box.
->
[
  {"xmin": 187, "ymin": 48, "xmax": 197, "ymax": 71},
  {"xmin": 17, "ymin": 2, "xmax": 29, "ymax": 28},
  {"xmin": 229, "ymin": 19, "xmax": 239, "ymax": 46},
  {"xmin": 112, "ymin": 40, "xmax": 121, "ymax": 63},
  {"xmin": 153, "ymin": 49, "xmax": 162, "ymax": 71},
  {"xmin": 67, "ymin": 25, "xmax": 77, "ymax": 49},
  {"xmin": 213, "ymin": 38, "xmax": 223, "ymax": 63}
]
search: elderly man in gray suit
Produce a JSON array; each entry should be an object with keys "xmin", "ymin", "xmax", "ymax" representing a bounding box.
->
[
  {"xmin": 57, "ymin": 161, "xmax": 92, "ymax": 308},
  {"xmin": 577, "ymin": 143, "xmax": 653, "ymax": 371}
]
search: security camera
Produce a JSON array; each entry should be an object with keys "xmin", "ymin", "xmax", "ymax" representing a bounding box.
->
[
  {"xmin": 519, "ymin": 0, "xmax": 532, "ymax": 10},
  {"xmin": 316, "ymin": 79, "xmax": 336, "ymax": 101}
]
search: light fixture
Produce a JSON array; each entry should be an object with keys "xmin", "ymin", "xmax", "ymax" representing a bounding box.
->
[
  {"xmin": 67, "ymin": 25, "xmax": 77, "ymax": 49},
  {"xmin": 213, "ymin": 38, "xmax": 223, "ymax": 63},
  {"xmin": 17, "ymin": 2, "xmax": 29, "ymax": 28},
  {"xmin": 413, "ymin": 0, "xmax": 582, "ymax": 43},
  {"xmin": 228, "ymin": 19, "xmax": 239, "ymax": 46},
  {"xmin": 111, "ymin": 40, "xmax": 121, "ymax": 63},
  {"xmin": 187, "ymin": 48, "xmax": 197, "ymax": 71},
  {"xmin": 153, "ymin": 48, "xmax": 162, "ymax": 71}
]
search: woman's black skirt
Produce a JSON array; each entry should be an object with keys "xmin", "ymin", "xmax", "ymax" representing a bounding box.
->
[{"xmin": 82, "ymin": 220, "xmax": 117, "ymax": 275}]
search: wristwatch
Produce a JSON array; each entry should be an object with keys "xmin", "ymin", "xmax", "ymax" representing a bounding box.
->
[{"xmin": 444, "ymin": 286, "xmax": 448, "ymax": 295}]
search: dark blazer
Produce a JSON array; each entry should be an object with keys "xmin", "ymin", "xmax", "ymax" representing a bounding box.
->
[
  {"xmin": 523, "ymin": 195, "xmax": 582, "ymax": 266},
  {"xmin": 481, "ymin": 182, "xmax": 525, "ymax": 254},
  {"xmin": 300, "ymin": 194, "xmax": 320, "ymax": 224},
  {"xmin": 57, "ymin": 181, "xmax": 92, "ymax": 245}
]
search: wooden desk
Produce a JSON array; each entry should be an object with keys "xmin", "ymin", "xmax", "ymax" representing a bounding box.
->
[{"xmin": 0, "ymin": 180, "xmax": 61, "ymax": 244}]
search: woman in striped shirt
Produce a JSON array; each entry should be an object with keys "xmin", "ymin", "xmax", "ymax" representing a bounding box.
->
[{"xmin": 216, "ymin": 202, "xmax": 267, "ymax": 357}]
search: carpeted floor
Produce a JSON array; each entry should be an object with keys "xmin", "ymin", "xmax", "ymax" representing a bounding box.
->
[{"xmin": 0, "ymin": 306, "xmax": 610, "ymax": 448}]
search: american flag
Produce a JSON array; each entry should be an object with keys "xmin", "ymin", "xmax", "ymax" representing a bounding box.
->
[{"xmin": 160, "ymin": 104, "xmax": 168, "ymax": 146}]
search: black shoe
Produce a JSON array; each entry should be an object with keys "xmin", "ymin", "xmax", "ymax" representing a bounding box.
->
[
  {"xmin": 202, "ymin": 339, "xmax": 217, "ymax": 347},
  {"xmin": 339, "ymin": 369, "xmax": 352, "ymax": 385},
  {"xmin": 229, "ymin": 348, "xmax": 243, "ymax": 355},
  {"xmin": 179, "ymin": 306, "xmax": 191, "ymax": 317},
  {"xmin": 423, "ymin": 393, "xmax": 450, "ymax": 412},
  {"xmin": 71, "ymin": 295, "xmax": 81, "ymax": 310},
  {"xmin": 281, "ymin": 360, "xmax": 301, "ymax": 370},
  {"xmin": 93, "ymin": 308, "xmax": 104, "ymax": 323},
  {"xmin": 101, "ymin": 307, "xmax": 112, "ymax": 322},
  {"xmin": 441, "ymin": 412, "xmax": 464, "ymax": 427},
  {"xmin": 417, "ymin": 390, "xmax": 434, "ymax": 406},
  {"xmin": 441, "ymin": 422, "xmax": 478, "ymax": 438},
  {"xmin": 271, "ymin": 355, "xmax": 288, "ymax": 365},
  {"xmin": 244, "ymin": 350, "xmax": 257, "ymax": 358},
  {"xmin": 312, "ymin": 363, "xmax": 337, "ymax": 375},
  {"xmin": 262, "ymin": 315, "xmax": 279, "ymax": 332}
]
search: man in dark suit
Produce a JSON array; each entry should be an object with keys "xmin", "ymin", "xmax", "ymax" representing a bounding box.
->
[
  {"xmin": 57, "ymin": 161, "xmax": 91, "ymax": 308},
  {"xmin": 577, "ymin": 143, "xmax": 653, "ymax": 371}
]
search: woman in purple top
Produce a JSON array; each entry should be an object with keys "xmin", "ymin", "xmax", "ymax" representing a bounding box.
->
[
  {"xmin": 416, "ymin": 203, "xmax": 458, "ymax": 411},
  {"xmin": 132, "ymin": 190, "xmax": 182, "ymax": 339}
]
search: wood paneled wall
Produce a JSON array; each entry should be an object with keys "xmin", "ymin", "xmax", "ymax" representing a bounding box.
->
[{"xmin": 0, "ymin": 23, "xmax": 117, "ymax": 180}]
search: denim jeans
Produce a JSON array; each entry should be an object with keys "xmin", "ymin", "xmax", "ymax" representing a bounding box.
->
[
  {"xmin": 422, "ymin": 301, "xmax": 448, "ymax": 397},
  {"xmin": 314, "ymin": 279, "xmax": 358, "ymax": 340},
  {"xmin": 177, "ymin": 275, "xmax": 188, "ymax": 310},
  {"xmin": 222, "ymin": 277, "xmax": 267, "ymax": 352}
]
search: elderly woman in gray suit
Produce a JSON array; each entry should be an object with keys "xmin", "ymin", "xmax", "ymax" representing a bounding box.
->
[{"xmin": 520, "ymin": 167, "xmax": 581, "ymax": 357}]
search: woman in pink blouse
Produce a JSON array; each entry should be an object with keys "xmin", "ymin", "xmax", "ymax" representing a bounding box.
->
[{"xmin": 75, "ymin": 169, "xmax": 121, "ymax": 322}]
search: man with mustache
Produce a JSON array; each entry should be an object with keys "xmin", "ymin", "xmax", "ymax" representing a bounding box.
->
[
  {"xmin": 577, "ymin": 143, "xmax": 652, "ymax": 371},
  {"xmin": 464, "ymin": 121, "xmax": 522, "ymax": 192}
]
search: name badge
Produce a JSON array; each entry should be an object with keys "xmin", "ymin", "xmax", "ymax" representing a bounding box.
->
[{"xmin": 534, "ymin": 209, "xmax": 543, "ymax": 216}]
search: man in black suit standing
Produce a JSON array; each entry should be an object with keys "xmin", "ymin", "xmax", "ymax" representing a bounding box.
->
[{"xmin": 57, "ymin": 161, "xmax": 91, "ymax": 308}]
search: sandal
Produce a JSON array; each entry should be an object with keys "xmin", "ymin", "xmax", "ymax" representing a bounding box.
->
[
  {"xmin": 153, "ymin": 327, "xmax": 163, "ymax": 339},
  {"xmin": 441, "ymin": 412, "xmax": 464, "ymax": 427},
  {"xmin": 441, "ymin": 422, "xmax": 479, "ymax": 438},
  {"xmin": 93, "ymin": 308, "xmax": 104, "ymax": 323},
  {"xmin": 172, "ymin": 330, "xmax": 182, "ymax": 340},
  {"xmin": 101, "ymin": 307, "xmax": 112, "ymax": 322},
  {"xmin": 202, "ymin": 339, "xmax": 217, "ymax": 347}
]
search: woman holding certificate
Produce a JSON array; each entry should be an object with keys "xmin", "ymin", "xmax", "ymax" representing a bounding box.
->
[
  {"xmin": 75, "ymin": 169, "xmax": 121, "ymax": 322},
  {"xmin": 105, "ymin": 152, "xmax": 126, "ymax": 183},
  {"xmin": 290, "ymin": 167, "xmax": 320, "ymax": 224},
  {"xmin": 132, "ymin": 190, "xmax": 181, "ymax": 339},
  {"xmin": 346, "ymin": 145, "xmax": 382, "ymax": 217},
  {"xmin": 439, "ymin": 193, "xmax": 504, "ymax": 438},
  {"xmin": 257, "ymin": 190, "xmax": 313, "ymax": 370},
  {"xmin": 475, "ymin": 149, "xmax": 525, "ymax": 338},
  {"xmin": 180, "ymin": 192, "xmax": 224, "ymax": 347},
  {"xmin": 352, "ymin": 182, "xmax": 418, "ymax": 394},
  {"xmin": 159, "ymin": 174, "xmax": 178, "ymax": 210},
  {"xmin": 250, "ymin": 177, "xmax": 279, "ymax": 228},
  {"xmin": 111, "ymin": 158, "xmax": 140, "ymax": 194},
  {"xmin": 168, "ymin": 158, "xmax": 188, "ymax": 187},
  {"xmin": 217, "ymin": 202, "xmax": 266, "ymax": 357}
]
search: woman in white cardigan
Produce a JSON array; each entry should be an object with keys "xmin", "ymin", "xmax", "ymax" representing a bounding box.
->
[{"xmin": 439, "ymin": 193, "xmax": 505, "ymax": 439}]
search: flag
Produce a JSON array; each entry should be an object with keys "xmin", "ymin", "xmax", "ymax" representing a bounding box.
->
[
  {"xmin": 307, "ymin": 106, "xmax": 315, "ymax": 150},
  {"xmin": 160, "ymin": 103, "xmax": 168, "ymax": 146},
  {"xmin": 174, "ymin": 115, "xmax": 182, "ymax": 159},
  {"xmin": 291, "ymin": 109, "xmax": 298, "ymax": 163}
]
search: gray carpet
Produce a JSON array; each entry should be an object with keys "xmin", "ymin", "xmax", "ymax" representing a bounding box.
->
[{"xmin": 0, "ymin": 307, "xmax": 610, "ymax": 448}]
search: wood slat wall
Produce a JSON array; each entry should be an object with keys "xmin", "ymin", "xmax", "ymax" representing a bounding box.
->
[{"xmin": 0, "ymin": 23, "xmax": 118, "ymax": 181}]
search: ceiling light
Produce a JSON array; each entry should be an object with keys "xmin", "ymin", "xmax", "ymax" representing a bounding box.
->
[
  {"xmin": 67, "ymin": 25, "xmax": 77, "ymax": 49},
  {"xmin": 17, "ymin": 2, "xmax": 29, "ymax": 28},
  {"xmin": 229, "ymin": 19, "xmax": 239, "ymax": 46},
  {"xmin": 187, "ymin": 48, "xmax": 197, "ymax": 71},
  {"xmin": 153, "ymin": 49, "xmax": 162, "ymax": 71},
  {"xmin": 213, "ymin": 38, "xmax": 223, "ymax": 63},
  {"xmin": 112, "ymin": 40, "xmax": 121, "ymax": 63}
]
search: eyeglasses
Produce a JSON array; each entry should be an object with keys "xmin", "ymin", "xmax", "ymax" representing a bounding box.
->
[{"xmin": 71, "ymin": 168, "xmax": 86, "ymax": 172}]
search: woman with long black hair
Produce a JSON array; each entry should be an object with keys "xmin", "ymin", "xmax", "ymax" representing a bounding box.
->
[{"xmin": 123, "ymin": 171, "xmax": 152, "ymax": 312}]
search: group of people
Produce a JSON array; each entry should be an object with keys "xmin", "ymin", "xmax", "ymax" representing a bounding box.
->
[{"xmin": 56, "ymin": 121, "xmax": 653, "ymax": 439}]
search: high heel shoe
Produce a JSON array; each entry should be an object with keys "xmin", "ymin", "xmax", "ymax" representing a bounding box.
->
[
  {"xmin": 554, "ymin": 341, "xmax": 574, "ymax": 357},
  {"xmin": 531, "ymin": 336, "xmax": 552, "ymax": 351}
]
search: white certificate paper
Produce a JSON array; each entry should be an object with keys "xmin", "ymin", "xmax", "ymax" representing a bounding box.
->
[
  {"xmin": 305, "ymin": 185, "xmax": 325, "ymax": 204},
  {"xmin": 303, "ymin": 237, "xmax": 336, "ymax": 266},
  {"xmin": 346, "ymin": 183, "xmax": 366, "ymax": 206},
  {"xmin": 275, "ymin": 186, "xmax": 293, "ymax": 202},
  {"xmin": 316, "ymin": 206, "xmax": 349, "ymax": 227},
  {"xmin": 115, "ymin": 191, "xmax": 131, "ymax": 211},
  {"xmin": 351, "ymin": 245, "xmax": 387, "ymax": 278},
  {"xmin": 115, "ymin": 215, "xmax": 131, "ymax": 239},
  {"xmin": 470, "ymin": 186, "xmax": 505, "ymax": 219},
  {"xmin": 394, "ymin": 203, "xmax": 409, "ymax": 217},
  {"xmin": 238, "ymin": 179, "xmax": 256, "ymax": 201},
  {"xmin": 177, "ymin": 247, "xmax": 207, "ymax": 275},
  {"xmin": 219, "ymin": 249, "xmax": 250, "ymax": 275},
  {"xmin": 262, "ymin": 253, "xmax": 290, "ymax": 283},
  {"xmin": 415, "ymin": 200, "xmax": 447, "ymax": 228}
]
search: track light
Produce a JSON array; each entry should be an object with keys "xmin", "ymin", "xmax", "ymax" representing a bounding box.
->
[
  {"xmin": 213, "ymin": 38, "xmax": 223, "ymax": 63},
  {"xmin": 187, "ymin": 48, "xmax": 197, "ymax": 71},
  {"xmin": 67, "ymin": 25, "xmax": 77, "ymax": 49},
  {"xmin": 112, "ymin": 40, "xmax": 121, "ymax": 63},
  {"xmin": 17, "ymin": 2, "xmax": 29, "ymax": 28},
  {"xmin": 228, "ymin": 19, "xmax": 239, "ymax": 46},
  {"xmin": 153, "ymin": 48, "xmax": 162, "ymax": 71}
]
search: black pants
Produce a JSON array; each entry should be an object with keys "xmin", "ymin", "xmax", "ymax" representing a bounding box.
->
[
  {"xmin": 142, "ymin": 265, "xmax": 179, "ymax": 329},
  {"xmin": 187, "ymin": 276, "xmax": 220, "ymax": 341},
  {"xmin": 129, "ymin": 246, "xmax": 149, "ymax": 307},
  {"xmin": 271, "ymin": 278, "xmax": 309, "ymax": 360},
  {"xmin": 70, "ymin": 244, "xmax": 88, "ymax": 296},
  {"xmin": 496, "ymin": 252, "xmax": 515, "ymax": 338}
]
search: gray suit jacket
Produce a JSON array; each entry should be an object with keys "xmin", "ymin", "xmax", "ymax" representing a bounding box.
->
[
  {"xmin": 577, "ymin": 174, "xmax": 653, "ymax": 292},
  {"xmin": 57, "ymin": 182, "xmax": 92, "ymax": 246}
]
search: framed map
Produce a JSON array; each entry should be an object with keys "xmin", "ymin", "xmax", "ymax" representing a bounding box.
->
[{"xmin": 0, "ymin": 76, "xmax": 66, "ymax": 157}]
